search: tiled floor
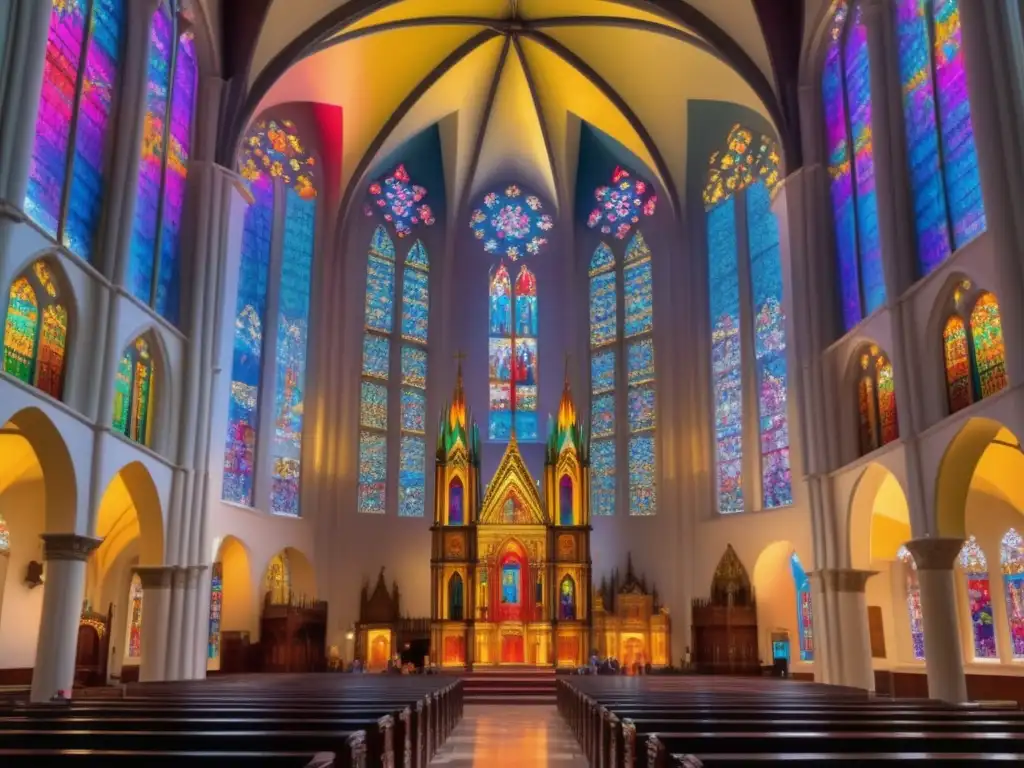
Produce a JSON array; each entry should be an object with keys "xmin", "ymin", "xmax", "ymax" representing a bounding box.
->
[{"xmin": 430, "ymin": 704, "xmax": 589, "ymax": 766}]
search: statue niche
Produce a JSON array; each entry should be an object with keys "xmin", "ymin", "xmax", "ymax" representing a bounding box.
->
[{"xmin": 691, "ymin": 544, "xmax": 759, "ymax": 673}]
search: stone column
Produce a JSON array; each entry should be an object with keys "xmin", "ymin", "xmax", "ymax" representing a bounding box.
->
[
  {"xmin": 904, "ymin": 538, "xmax": 968, "ymax": 703},
  {"xmin": 30, "ymin": 534, "xmax": 102, "ymax": 702},
  {"xmin": 133, "ymin": 565, "xmax": 175, "ymax": 682},
  {"xmin": 820, "ymin": 568, "xmax": 877, "ymax": 691},
  {"xmin": 0, "ymin": 548, "xmax": 10, "ymax": 630}
]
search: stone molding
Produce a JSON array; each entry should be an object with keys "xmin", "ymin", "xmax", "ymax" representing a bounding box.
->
[
  {"xmin": 904, "ymin": 538, "xmax": 964, "ymax": 571},
  {"xmin": 184, "ymin": 564, "xmax": 208, "ymax": 588},
  {"xmin": 41, "ymin": 533, "xmax": 103, "ymax": 562},
  {"xmin": 813, "ymin": 568, "xmax": 878, "ymax": 593},
  {"xmin": 133, "ymin": 565, "xmax": 176, "ymax": 589}
]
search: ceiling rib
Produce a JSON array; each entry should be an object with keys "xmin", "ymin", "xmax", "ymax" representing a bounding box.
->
[
  {"xmin": 521, "ymin": 29, "xmax": 681, "ymax": 215},
  {"xmin": 310, "ymin": 17, "xmax": 511, "ymax": 54},
  {"xmin": 512, "ymin": 36, "xmax": 562, "ymax": 206},
  {"xmin": 333, "ymin": 29, "xmax": 501, "ymax": 246}
]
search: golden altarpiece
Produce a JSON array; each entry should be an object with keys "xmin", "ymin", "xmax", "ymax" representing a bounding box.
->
[
  {"xmin": 430, "ymin": 367, "xmax": 592, "ymax": 667},
  {"xmin": 592, "ymin": 555, "xmax": 670, "ymax": 669}
]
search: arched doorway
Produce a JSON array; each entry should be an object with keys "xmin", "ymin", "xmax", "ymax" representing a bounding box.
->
[{"xmin": 209, "ymin": 535, "xmax": 255, "ymax": 673}]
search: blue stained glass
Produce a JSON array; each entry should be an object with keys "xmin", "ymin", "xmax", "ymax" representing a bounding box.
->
[
  {"xmin": 708, "ymin": 199, "xmax": 743, "ymax": 514},
  {"xmin": 401, "ymin": 265, "xmax": 429, "ymax": 343},
  {"xmin": 469, "ymin": 184, "xmax": 554, "ymax": 259},
  {"xmin": 747, "ymin": 181, "xmax": 792, "ymax": 509},
  {"xmin": 63, "ymin": 0, "xmax": 125, "ymax": 261},
  {"xmin": 592, "ymin": 392, "xmax": 615, "ymax": 439},
  {"xmin": 587, "ymin": 166, "xmax": 658, "ymax": 239},
  {"xmin": 589, "ymin": 270, "xmax": 617, "ymax": 347},
  {"xmin": 932, "ymin": 0, "xmax": 986, "ymax": 250},
  {"xmin": 365, "ymin": 255, "xmax": 395, "ymax": 333},
  {"xmin": 591, "ymin": 439, "xmax": 616, "ymax": 517},
  {"xmin": 844, "ymin": 7, "xmax": 885, "ymax": 317},
  {"xmin": 791, "ymin": 554, "xmax": 815, "ymax": 661},
  {"xmin": 627, "ymin": 338, "xmax": 655, "ymax": 385},
  {"xmin": 357, "ymin": 430, "xmax": 387, "ymax": 513},
  {"xmin": 271, "ymin": 190, "xmax": 315, "ymax": 517},
  {"xmin": 623, "ymin": 232, "xmax": 653, "ymax": 337},
  {"xmin": 398, "ymin": 435, "xmax": 426, "ymax": 517},
  {"xmin": 371, "ymin": 224, "xmax": 395, "ymax": 258},
  {"xmin": 406, "ymin": 239, "xmax": 429, "ymax": 269},
  {"xmin": 360, "ymin": 381, "xmax": 387, "ymax": 430},
  {"xmin": 896, "ymin": 0, "xmax": 953, "ymax": 274},
  {"xmin": 628, "ymin": 435, "xmax": 656, "ymax": 515},
  {"xmin": 365, "ymin": 165, "xmax": 436, "ymax": 238},
  {"xmin": 627, "ymin": 386, "xmax": 655, "ymax": 433},
  {"xmin": 589, "ymin": 242, "xmax": 615, "ymax": 275},
  {"xmin": 401, "ymin": 388, "xmax": 426, "ymax": 433},
  {"xmin": 362, "ymin": 333, "xmax": 390, "ymax": 380},
  {"xmin": 401, "ymin": 345, "xmax": 427, "ymax": 389},
  {"xmin": 222, "ymin": 184, "xmax": 273, "ymax": 505},
  {"xmin": 591, "ymin": 348, "xmax": 615, "ymax": 394}
]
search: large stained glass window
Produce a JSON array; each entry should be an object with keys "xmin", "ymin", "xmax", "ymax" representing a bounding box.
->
[
  {"xmin": 823, "ymin": 1, "xmax": 885, "ymax": 331},
  {"xmin": 25, "ymin": 0, "xmax": 126, "ymax": 263},
  {"xmin": 127, "ymin": 573, "xmax": 143, "ymax": 658},
  {"xmin": 624, "ymin": 232, "xmax": 656, "ymax": 515},
  {"xmin": 895, "ymin": 0, "xmax": 985, "ymax": 276},
  {"xmin": 898, "ymin": 545, "xmax": 926, "ymax": 660},
  {"xmin": 112, "ymin": 337, "xmax": 155, "ymax": 446},
  {"xmin": 488, "ymin": 263, "xmax": 538, "ymax": 440},
  {"xmin": 208, "ymin": 561, "xmax": 222, "ymax": 660},
  {"xmin": 790, "ymin": 553, "xmax": 814, "ymax": 662},
  {"xmin": 470, "ymin": 184, "xmax": 553, "ymax": 260},
  {"xmin": 958, "ymin": 535, "xmax": 996, "ymax": 659},
  {"xmin": 589, "ymin": 243, "xmax": 617, "ymax": 516},
  {"xmin": 856, "ymin": 345, "xmax": 899, "ymax": 455},
  {"xmin": 127, "ymin": 1, "xmax": 197, "ymax": 324},
  {"xmin": 1001, "ymin": 528, "xmax": 1024, "ymax": 659},
  {"xmin": 942, "ymin": 283, "xmax": 1008, "ymax": 414},
  {"xmin": 222, "ymin": 179, "xmax": 273, "ymax": 506},
  {"xmin": 704, "ymin": 127, "xmax": 786, "ymax": 515},
  {"xmin": 399, "ymin": 242, "xmax": 429, "ymax": 517},
  {"xmin": 3, "ymin": 261, "xmax": 69, "ymax": 400}
]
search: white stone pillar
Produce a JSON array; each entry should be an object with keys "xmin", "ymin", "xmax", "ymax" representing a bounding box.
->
[
  {"xmin": 30, "ymin": 534, "xmax": 102, "ymax": 702},
  {"xmin": 823, "ymin": 569, "xmax": 877, "ymax": 691},
  {"xmin": 187, "ymin": 564, "xmax": 210, "ymax": 679},
  {"xmin": 904, "ymin": 537, "xmax": 968, "ymax": 703},
  {"xmin": 134, "ymin": 565, "xmax": 175, "ymax": 682},
  {"xmin": 0, "ymin": 548, "xmax": 10, "ymax": 633}
]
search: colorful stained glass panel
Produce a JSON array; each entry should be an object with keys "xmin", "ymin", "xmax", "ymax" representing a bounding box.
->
[
  {"xmin": 592, "ymin": 439, "xmax": 616, "ymax": 517},
  {"xmin": 591, "ymin": 392, "xmax": 615, "ymax": 439},
  {"xmin": 587, "ymin": 166, "xmax": 657, "ymax": 239},
  {"xmin": 1001, "ymin": 528, "xmax": 1024, "ymax": 659},
  {"xmin": 401, "ymin": 264, "xmax": 429, "ymax": 343},
  {"xmin": 365, "ymin": 254, "xmax": 395, "ymax": 334},
  {"xmin": 401, "ymin": 345, "xmax": 427, "ymax": 389},
  {"xmin": 876, "ymin": 358, "xmax": 898, "ymax": 445},
  {"xmin": 401, "ymin": 388, "xmax": 426, "ymax": 433},
  {"xmin": 591, "ymin": 348, "xmax": 615, "ymax": 395},
  {"xmin": 208, "ymin": 561, "xmax": 222, "ymax": 660},
  {"xmin": 590, "ymin": 270, "xmax": 617, "ymax": 347},
  {"xmin": 627, "ymin": 386, "xmax": 655, "ymax": 433},
  {"xmin": 3, "ymin": 278, "xmax": 39, "ymax": 384},
  {"xmin": 627, "ymin": 338, "xmax": 655, "ymax": 386},
  {"xmin": 628, "ymin": 435, "xmax": 656, "ymax": 516},
  {"xmin": 469, "ymin": 185, "xmax": 553, "ymax": 259},
  {"xmin": 360, "ymin": 381, "xmax": 387, "ymax": 430},
  {"xmin": 959, "ymin": 535, "xmax": 996, "ymax": 659},
  {"xmin": 362, "ymin": 333, "xmax": 390, "ymax": 380},
  {"xmin": 969, "ymin": 293, "xmax": 1008, "ymax": 399},
  {"xmin": 364, "ymin": 164, "xmax": 435, "ymax": 237},
  {"xmin": 943, "ymin": 314, "xmax": 972, "ymax": 412},
  {"xmin": 791, "ymin": 554, "xmax": 814, "ymax": 662},
  {"xmin": 357, "ymin": 430, "xmax": 387, "ymax": 514},
  {"xmin": 398, "ymin": 435, "xmax": 426, "ymax": 517}
]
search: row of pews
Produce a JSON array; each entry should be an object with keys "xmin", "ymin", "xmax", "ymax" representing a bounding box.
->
[
  {"xmin": 558, "ymin": 675, "xmax": 1024, "ymax": 766},
  {"xmin": 0, "ymin": 673, "xmax": 463, "ymax": 766}
]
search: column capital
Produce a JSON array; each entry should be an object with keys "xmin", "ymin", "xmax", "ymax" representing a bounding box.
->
[
  {"xmin": 812, "ymin": 568, "xmax": 878, "ymax": 593},
  {"xmin": 41, "ymin": 533, "xmax": 102, "ymax": 562},
  {"xmin": 904, "ymin": 537, "xmax": 964, "ymax": 571},
  {"xmin": 184, "ymin": 564, "xmax": 208, "ymax": 588},
  {"xmin": 133, "ymin": 565, "xmax": 176, "ymax": 589}
]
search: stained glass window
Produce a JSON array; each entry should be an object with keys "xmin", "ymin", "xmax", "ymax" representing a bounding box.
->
[
  {"xmin": 823, "ymin": 1, "xmax": 886, "ymax": 331},
  {"xmin": 470, "ymin": 185, "xmax": 554, "ymax": 259},
  {"xmin": 944, "ymin": 286, "xmax": 1008, "ymax": 414},
  {"xmin": 623, "ymin": 232, "xmax": 653, "ymax": 337},
  {"xmin": 943, "ymin": 314, "xmax": 972, "ymax": 412},
  {"xmin": 589, "ymin": 240, "xmax": 618, "ymax": 516},
  {"xmin": 587, "ymin": 166, "xmax": 657, "ymax": 240},
  {"xmin": 222, "ymin": 182, "xmax": 273, "ymax": 505},
  {"xmin": 398, "ymin": 238, "xmax": 429, "ymax": 517},
  {"xmin": 208, "ymin": 561, "xmax": 222, "ymax": 660},
  {"xmin": 127, "ymin": 573, "xmax": 143, "ymax": 658},
  {"xmin": 708, "ymin": 199, "xmax": 743, "ymax": 514},
  {"xmin": 128, "ymin": 2, "xmax": 197, "ymax": 324},
  {"xmin": 969, "ymin": 293, "xmax": 1007, "ymax": 399},
  {"xmin": 790, "ymin": 553, "xmax": 814, "ymax": 662},
  {"xmin": 0, "ymin": 514, "xmax": 9, "ymax": 553},
  {"xmin": 270, "ymin": 190, "xmax": 315, "ymax": 517},
  {"xmin": 591, "ymin": 439, "xmax": 616, "ymax": 518},
  {"xmin": 898, "ymin": 545, "xmax": 926, "ymax": 660},
  {"xmin": 3, "ymin": 262, "xmax": 69, "ymax": 400},
  {"xmin": 589, "ymin": 245, "xmax": 617, "ymax": 348},
  {"xmin": 398, "ymin": 435, "xmax": 426, "ymax": 518},
  {"xmin": 364, "ymin": 163, "xmax": 436, "ymax": 237},
  {"xmin": 357, "ymin": 430, "xmax": 387, "ymax": 513},
  {"xmin": 26, "ymin": 0, "xmax": 126, "ymax": 263},
  {"xmin": 401, "ymin": 241, "xmax": 429, "ymax": 343},
  {"xmin": 3, "ymin": 279, "xmax": 39, "ymax": 385},
  {"xmin": 112, "ymin": 337, "xmax": 155, "ymax": 445},
  {"xmin": 957, "ymin": 535, "xmax": 996, "ymax": 658},
  {"xmin": 856, "ymin": 346, "xmax": 898, "ymax": 455},
  {"xmin": 488, "ymin": 261, "xmax": 538, "ymax": 441},
  {"xmin": 747, "ymin": 181, "xmax": 792, "ymax": 508},
  {"xmin": 238, "ymin": 119, "xmax": 317, "ymax": 198},
  {"xmin": 1001, "ymin": 528, "xmax": 1024, "ymax": 659},
  {"xmin": 627, "ymin": 435, "xmax": 656, "ymax": 515},
  {"xmin": 702, "ymin": 125, "xmax": 782, "ymax": 209}
]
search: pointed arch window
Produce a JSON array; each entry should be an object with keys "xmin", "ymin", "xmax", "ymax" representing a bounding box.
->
[
  {"xmin": 958, "ymin": 535, "xmax": 996, "ymax": 659},
  {"xmin": 357, "ymin": 213, "xmax": 431, "ymax": 516},
  {"xmin": 127, "ymin": 0, "xmax": 198, "ymax": 324},
  {"xmin": 942, "ymin": 281, "xmax": 1008, "ymax": 414},
  {"xmin": 898, "ymin": 545, "xmax": 926, "ymax": 660},
  {"xmin": 856, "ymin": 345, "xmax": 898, "ymax": 455},
  {"xmin": 223, "ymin": 119, "xmax": 317, "ymax": 516},
  {"xmin": 895, "ymin": 0, "xmax": 985, "ymax": 276},
  {"xmin": 704, "ymin": 126, "xmax": 791, "ymax": 514},
  {"xmin": 822, "ymin": 1, "xmax": 885, "ymax": 330},
  {"xmin": 790, "ymin": 553, "xmax": 814, "ymax": 662},
  {"xmin": 113, "ymin": 336, "xmax": 155, "ymax": 445},
  {"xmin": 588, "ymin": 242, "xmax": 617, "ymax": 517},
  {"xmin": 3, "ymin": 261, "xmax": 69, "ymax": 399},
  {"xmin": 25, "ymin": 0, "xmax": 127, "ymax": 263},
  {"xmin": 1001, "ymin": 528, "xmax": 1024, "ymax": 659},
  {"xmin": 0, "ymin": 513, "xmax": 10, "ymax": 553},
  {"xmin": 126, "ymin": 573, "xmax": 143, "ymax": 658}
]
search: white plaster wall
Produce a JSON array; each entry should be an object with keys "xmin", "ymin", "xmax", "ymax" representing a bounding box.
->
[{"xmin": 0, "ymin": 467, "xmax": 46, "ymax": 669}]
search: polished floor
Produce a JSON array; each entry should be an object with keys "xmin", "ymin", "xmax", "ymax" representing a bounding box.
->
[{"xmin": 430, "ymin": 705, "xmax": 588, "ymax": 766}]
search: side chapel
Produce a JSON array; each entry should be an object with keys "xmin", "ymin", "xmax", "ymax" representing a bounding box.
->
[{"xmin": 430, "ymin": 364, "xmax": 592, "ymax": 667}]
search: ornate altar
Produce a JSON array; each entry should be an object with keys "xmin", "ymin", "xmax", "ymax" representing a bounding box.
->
[
  {"xmin": 259, "ymin": 592, "xmax": 328, "ymax": 672},
  {"xmin": 354, "ymin": 568, "xmax": 432, "ymax": 670},
  {"xmin": 592, "ymin": 554, "xmax": 670, "ymax": 670},
  {"xmin": 691, "ymin": 544, "xmax": 759, "ymax": 673},
  {"xmin": 429, "ymin": 364, "xmax": 592, "ymax": 668},
  {"xmin": 75, "ymin": 602, "xmax": 113, "ymax": 686}
]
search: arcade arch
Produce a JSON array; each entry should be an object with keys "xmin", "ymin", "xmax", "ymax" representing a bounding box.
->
[
  {"xmin": 208, "ymin": 535, "xmax": 256, "ymax": 671},
  {"xmin": 752, "ymin": 540, "xmax": 813, "ymax": 669}
]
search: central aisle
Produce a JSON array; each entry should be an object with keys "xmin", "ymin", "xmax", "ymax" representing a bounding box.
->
[{"xmin": 430, "ymin": 704, "xmax": 588, "ymax": 766}]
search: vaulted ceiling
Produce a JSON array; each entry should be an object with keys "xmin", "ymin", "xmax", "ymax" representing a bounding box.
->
[{"xmin": 211, "ymin": 0, "xmax": 806, "ymax": 221}]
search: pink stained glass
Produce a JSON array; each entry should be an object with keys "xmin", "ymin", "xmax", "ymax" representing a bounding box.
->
[
  {"xmin": 364, "ymin": 163, "xmax": 436, "ymax": 238},
  {"xmin": 25, "ymin": 0, "xmax": 89, "ymax": 238},
  {"xmin": 587, "ymin": 166, "xmax": 657, "ymax": 240},
  {"xmin": 1001, "ymin": 528, "xmax": 1024, "ymax": 659},
  {"xmin": 959, "ymin": 536, "xmax": 997, "ymax": 659}
]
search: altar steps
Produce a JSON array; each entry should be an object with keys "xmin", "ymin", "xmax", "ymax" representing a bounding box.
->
[{"xmin": 460, "ymin": 668, "xmax": 558, "ymax": 705}]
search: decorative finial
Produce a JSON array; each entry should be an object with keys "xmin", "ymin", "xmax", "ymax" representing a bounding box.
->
[{"xmin": 449, "ymin": 352, "xmax": 467, "ymax": 431}]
